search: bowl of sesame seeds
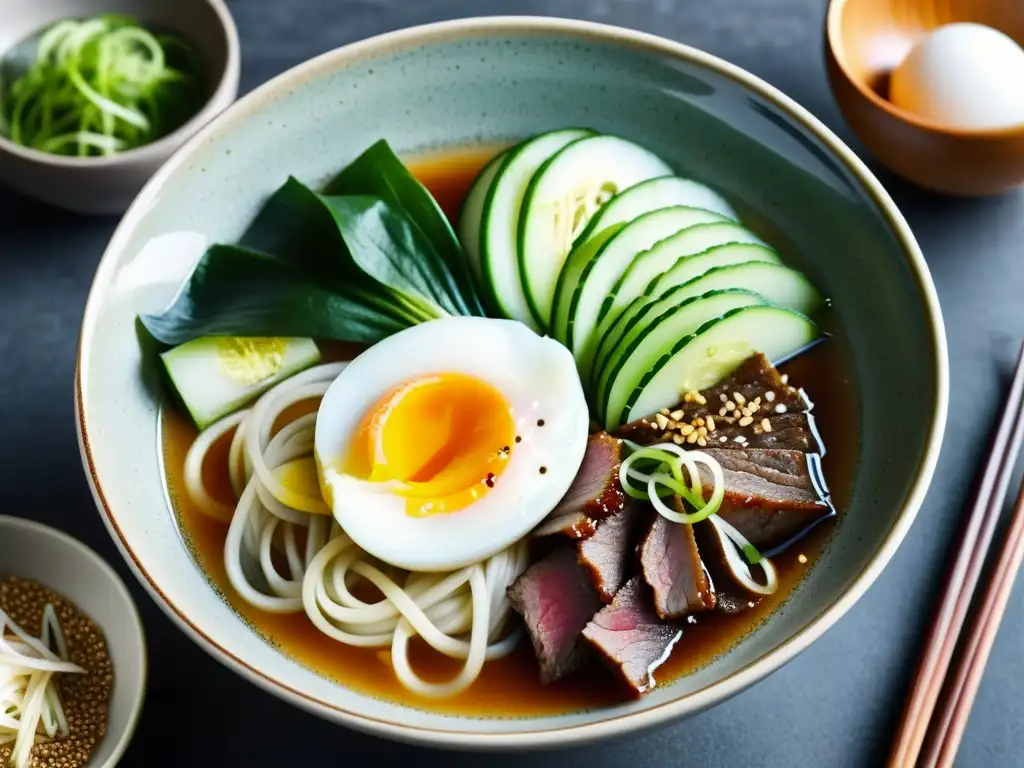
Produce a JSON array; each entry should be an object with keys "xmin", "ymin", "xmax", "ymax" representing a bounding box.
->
[{"xmin": 0, "ymin": 516, "xmax": 146, "ymax": 768}]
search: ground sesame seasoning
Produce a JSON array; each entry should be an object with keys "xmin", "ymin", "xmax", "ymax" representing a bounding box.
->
[{"xmin": 0, "ymin": 576, "xmax": 112, "ymax": 768}]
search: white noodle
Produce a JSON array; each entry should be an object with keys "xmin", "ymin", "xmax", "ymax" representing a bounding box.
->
[{"xmin": 184, "ymin": 362, "xmax": 527, "ymax": 699}]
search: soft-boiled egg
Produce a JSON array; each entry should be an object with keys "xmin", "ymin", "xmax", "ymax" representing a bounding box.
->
[
  {"xmin": 314, "ymin": 317, "xmax": 589, "ymax": 571},
  {"xmin": 889, "ymin": 23, "xmax": 1024, "ymax": 130}
]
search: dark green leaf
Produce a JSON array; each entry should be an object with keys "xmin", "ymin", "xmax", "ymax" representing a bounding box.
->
[
  {"xmin": 320, "ymin": 194, "xmax": 467, "ymax": 317},
  {"xmin": 325, "ymin": 139, "xmax": 485, "ymax": 316},
  {"xmin": 139, "ymin": 245, "xmax": 426, "ymax": 346}
]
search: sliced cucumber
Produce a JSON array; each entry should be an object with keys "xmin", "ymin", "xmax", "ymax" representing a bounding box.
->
[
  {"xmin": 591, "ymin": 243, "xmax": 783, "ymax": 384},
  {"xmin": 478, "ymin": 128, "xmax": 594, "ymax": 329},
  {"xmin": 573, "ymin": 175, "xmax": 738, "ymax": 253},
  {"xmin": 458, "ymin": 150, "xmax": 506, "ymax": 288},
  {"xmin": 518, "ymin": 135, "xmax": 673, "ymax": 326},
  {"xmin": 562, "ymin": 206, "xmax": 729, "ymax": 373},
  {"xmin": 590, "ymin": 221, "xmax": 765, "ymax": 357},
  {"xmin": 161, "ymin": 337, "xmax": 322, "ymax": 430},
  {"xmin": 599, "ymin": 291, "xmax": 765, "ymax": 427},
  {"xmin": 596, "ymin": 260, "xmax": 822, "ymax": 416},
  {"xmin": 549, "ymin": 222, "xmax": 624, "ymax": 341},
  {"xmin": 619, "ymin": 306, "xmax": 820, "ymax": 427}
]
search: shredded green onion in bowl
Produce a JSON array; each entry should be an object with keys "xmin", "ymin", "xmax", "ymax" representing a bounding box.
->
[{"xmin": 0, "ymin": 14, "xmax": 205, "ymax": 157}]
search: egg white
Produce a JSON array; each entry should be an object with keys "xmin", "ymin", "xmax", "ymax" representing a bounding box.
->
[{"xmin": 314, "ymin": 317, "xmax": 590, "ymax": 572}]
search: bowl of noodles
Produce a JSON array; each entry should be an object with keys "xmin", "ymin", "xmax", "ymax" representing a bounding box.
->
[{"xmin": 75, "ymin": 16, "xmax": 947, "ymax": 748}]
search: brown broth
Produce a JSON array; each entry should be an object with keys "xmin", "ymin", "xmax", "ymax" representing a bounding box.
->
[{"xmin": 161, "ymin": 148, "xmax": 858, "ymax": 717}]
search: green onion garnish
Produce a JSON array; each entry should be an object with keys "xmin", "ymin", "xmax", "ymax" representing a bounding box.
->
[
  {"xmin": 0, "ymin": 14, "xmax": 205, "ymax": 157},
  {"xmin": 742, "ymin": 543, "xmax": 762, "ymax": 566}
]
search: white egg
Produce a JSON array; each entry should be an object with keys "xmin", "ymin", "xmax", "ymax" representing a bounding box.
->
[
  {"xmin": 314, "ymin": 317, "xmax": 590, "ymax": 572},
  {"xmin": 889, "ymin": 23, "xmax": 1024, "ymax": 130}
]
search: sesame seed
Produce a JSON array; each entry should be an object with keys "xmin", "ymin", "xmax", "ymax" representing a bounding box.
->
[
  {"xmin": 682, "ymin": 392, "xmax": 693, "ymax": 403},
  {"xmin": 660, "ymin": 408, "xmax": 671, "ymax": 416},
  {"xmin": 765, "ymin": 391, "xmax": 776, "ymax": 402},
  {"xmin": 695, "ymin": 394, "xmax": 707, "ymax": 405},
  {"xmin": 686, "ymin": 432, "xmax": 699, "ymax": 444},
  {"xmin": 752, "ymin": 396, "xmax": 762, "ymax": 405},
  {"xmin": 655, "ymin": 413, "xmax": 669, "ymax": 430},
  {"xmin": 670, "ymin": 409, "xmax": 684, "ymax": 421},
  {"xmin": 724, "ymin": 400, "xmax": 735, "ymax": 411},
  {"xmin": 780, "ymin": 374, "xmax": 789, "ymax": 384},
  {"xmin": 741, "ymin": 406, "xmax": 752, "ymax": 417},
  {"xmin": 719, "ymin": 435, "xmax": 728, "ymax": 443},
  {"xmin": 697, "ymin": 437, "xmax": 707, "ymax": 447},
  {"xmin": 661, "ymin": 431, "xmax": 674, "ymax": 441},
  {"xmin": 673, "ymin": 433, "xmax": 685, "ymax": 444},
  {"xmin": 706, "ymin": 416, "xmax": 716, "ymax": 432},
  {"xmin": 775, "ymin": 404, "xmax": 787, "ymax": 414},
  {"xmin": 718, "ymin": 406, "xmax": 728, "ymax": 417},
  {"xmin": 695, "ymin": 417, "xmax": 705, "ymax": 427},
  {"xmin": 798, "ymin": 554, "xmax": 808, "ymax": 564},
  {"xmin": 734, "ymin": 435, "xmax": 747, "ymax": 444},
  {"xmin": 761, "ymin": 418, "xmax": 772, "ymax": 432},
  {"xmin": 739, "ymin": 415, "xmax": 754, "ymax": 427},
  {"xmin": 749, "ymin": 401, "xmax": 760, "ymax": 413},
  {"xmin": 719, "ymin": 393, "xmax": 728, "ymax": 403},
  {"xmin": 733, "ymin": 392, "xmax": 746, "ymax": 405},
  {"xmin": 679, "ymin": 424, "xmax": 695, "ymax": 436},
  {"xmin": 697, "ymin": 426, "xmax": 708, "ymax": 436},
  {"xmin": 733, "ymin": 410, "xmax": 742, "ymax": 419}
]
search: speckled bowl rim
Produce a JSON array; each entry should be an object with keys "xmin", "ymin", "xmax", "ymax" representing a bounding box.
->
[
  {"xmin": 0, "ymin": 515, "xmax": 147, "ymax": 767},
  {"xmin": 0, "ymin": 0, "xmax": 241, "ymax": 167},
  {"xmin": 75, "ymin": 15, "xmax": 949, "ymax": 750}
]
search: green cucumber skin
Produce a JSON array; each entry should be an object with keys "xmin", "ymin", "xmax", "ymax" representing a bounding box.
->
[
  {"xmin": 598, "ymin": 289, "xmax": 765, "ymax": 425},
  {"xmin": 478, "ymin": 128, "xmax": 594, "ymax": 329},
  {"xmin": 516, "ymin": 134, "xmax": 673, "ymax": 327},
  {"xmin": 616, "ymin": 305, "xmax": 820, "ymax": 428}
]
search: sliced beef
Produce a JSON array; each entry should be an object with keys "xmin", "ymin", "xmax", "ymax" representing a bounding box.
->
[
  {"xmin": 582, "ymin": 576, "xmax": 682, "ymax": 697},
  {"xmin": 532, "ymin": 511, "xmax": 597, "ymax": 539},
  {"xmin": 543, "ymin": 432, "xmax": 624, "ymax": 524},
  {"xmin": 640, "ymin": 507, "xmax": 716, "ymax": 619},
  {"xmin": 578, "ymin": 503, "xmax": 641, "ymax": 602},
  {"xmin": 614, "ymin": 352, "xmax": 822, "ymax": 454},
  {"xmin": 692, "ymin": 519, "xmax": 764, "ymax": 613},
  {"xmin": 698, "ymin": 448, "xmax": 832, "ymax": 551},
  {"xmin": 507, "ymin": 547, "xmax": 602, "ymax": 683}
]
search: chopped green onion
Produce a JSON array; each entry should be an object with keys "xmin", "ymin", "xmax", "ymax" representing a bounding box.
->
[
  {"xmin": 619, "ymin": 441, "xmax": 725, "ymax": 524},
  {"xmin": 742, "ymin": 543, "xmax": 762, "ymax": 566},
  {"xmin": 0, "ymin": 14, "xmax": 205, "ymax": 157}
]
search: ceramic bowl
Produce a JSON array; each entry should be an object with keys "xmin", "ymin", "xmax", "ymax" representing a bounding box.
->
[
  {"xmin": 75, "ymin": 17, "xmax": 948, "ymax": 749},
  {"xmin": 0, "ymin": 515, "xmax": 147, "ymax": 766},
  {"xmin": 826, "ymin": 0, "xmax": 1024, "ymax": 196},
  {"xmin": 0, "ymin": 0, "xmax": 240, "ymax": 215}
]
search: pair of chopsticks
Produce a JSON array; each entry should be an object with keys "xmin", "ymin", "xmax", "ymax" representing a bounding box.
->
[{"xmin": 889, "ymin": 341, "xmax": 1024, "ymax": 767}]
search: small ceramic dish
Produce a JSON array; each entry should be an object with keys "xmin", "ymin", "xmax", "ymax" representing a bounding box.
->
[
  {"xmin": 0, "ymin": 0, "xmax": 240, "ymax": 215},
  {"xmin": 0, "ymin": 515, "xmax": 147, "ymax": 766},
  {"xmin": 826, "ymin": 0, "xmax": 1024, "ymax": 196},
  {"xmin": 76, "ymin": 16, "xmax": 947, "ymax": 750}
]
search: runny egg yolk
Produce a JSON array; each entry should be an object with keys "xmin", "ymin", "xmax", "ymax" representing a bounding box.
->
[{"xmin": 347, "ymin": 373, "xmax": 515, "ymax": 517}]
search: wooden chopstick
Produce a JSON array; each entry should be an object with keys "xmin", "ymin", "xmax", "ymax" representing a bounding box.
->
[
  {"xmin": 887, "ymin": 341, "xmax": 1024, "ymax": 768},
  {"xmin": 921, "ymin": 472, "xmax": 1024, "ymax": 767}
]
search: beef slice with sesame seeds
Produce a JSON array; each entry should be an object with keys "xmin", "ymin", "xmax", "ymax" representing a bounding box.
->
[
  {"xmin": 697, "ymin": 448, "xmax": 832, "ymax": 551},
  {"xmin": 614, "ymin": 353, "xmax": 819, "ymax": 453}
]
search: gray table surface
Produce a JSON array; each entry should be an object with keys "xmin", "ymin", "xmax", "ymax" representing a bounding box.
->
[{"xmin": 2, "ymin": 0, "xmax": 1022, "ymax": 765}]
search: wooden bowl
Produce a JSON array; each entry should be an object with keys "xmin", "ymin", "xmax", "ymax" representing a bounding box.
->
[{"xmin": 826, "ymin": 0, "xmax": 1024, "ymax": 196}]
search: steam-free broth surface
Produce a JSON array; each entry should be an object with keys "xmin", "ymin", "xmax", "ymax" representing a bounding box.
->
[{"xmin": 161, "ymin": 147, "xmax": 858, "ymax": 716}]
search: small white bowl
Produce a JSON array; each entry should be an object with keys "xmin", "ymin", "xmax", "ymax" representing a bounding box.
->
[
  {"xmin": 0, "ymin": 0, "xmax": 240, "ymax": 215},
  {"xmin": 0, "ymin": 515, "xmax": 147, "ymax": 767}
]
